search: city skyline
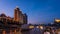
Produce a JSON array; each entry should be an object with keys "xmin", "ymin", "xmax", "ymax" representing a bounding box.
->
[{"xmin": 0, "ymin": 0, "xmax": 60, "ymax": 24}]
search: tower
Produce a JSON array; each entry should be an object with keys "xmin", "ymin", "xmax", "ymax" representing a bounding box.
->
[
  {"xmin": 14, "ymin": 7, "xmax": 21, "ymax": 22},
  {"xmin": 14, "ymin": 6, "xmax": 27, "ymax": 24}
]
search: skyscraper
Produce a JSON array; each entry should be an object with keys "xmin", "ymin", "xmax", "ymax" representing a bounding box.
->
[
  {"xmin": 14, "ymin": 7, "xmax": 21, "ymax": 22},
  {"xmin": 14, "ymin": 7, "xmax": 27, "ymax": 24}
]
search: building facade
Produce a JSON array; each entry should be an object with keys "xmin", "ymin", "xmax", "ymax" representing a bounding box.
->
[
  {"xmin": 0, "ymin": 7, "xmax": 27, "ymax": 24},
  {"xmin": 14, "ymin": 7, "xmax": 27, "ymax": 24}
]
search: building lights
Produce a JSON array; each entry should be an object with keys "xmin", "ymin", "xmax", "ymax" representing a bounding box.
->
[
  {"xmin": 55, "ymin": 19, "xmax": 60, "ymax": 23},
  {"xmin": 0, "ymin": 7, "xmax": 27, "ymax": 24},
  {"xmin": 36, "ymin": 26, "xmax": 39, "ymax": 28},
  {"xmin": 39, "ymin": 26, "xmax": 43, "ymax": 29},
  {"xmin": 29, "ymin": 25, "xmax": 34, "ymax": 29}
]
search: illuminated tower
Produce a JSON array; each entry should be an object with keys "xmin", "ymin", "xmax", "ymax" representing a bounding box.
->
[
  {"xmin": 14, "ymin": 6, "xmax": 27, "ymax": 24},
  {"xmin": 14, "ymin": 7, "xmax": 22, "ymax": 22}
]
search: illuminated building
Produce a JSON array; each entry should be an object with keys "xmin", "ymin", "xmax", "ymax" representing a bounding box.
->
[
  {"xmin": 55, "ymin": 19, "xmax": 60, "ymax": 23},
  {"xmin": 0, "ymin": 7, "xmax": 27, "ymax": 24},
  {"xmin": 23, "ymin": 13, "xmax": 27, "ymax": 24},
  {"xmin": 29, "ymin": 25, "xmax": 34, "ymax": 29},
  {"xmin": 0, "ymin": 7, "xmax": 28, "ymax": 34},
  {"xmin": 0, "ymin": 13, "xmax": 14, "ymax": 25},
  {"xmin": 54, "ymin": 19, "xmax": 60, "ymax": 24},
  {"xmin": 14, "ymin": 7, "xmax": 27, "ymax": 24},
  {"xmin": 14, "ymin": 7, "xmax": 21, "ymax": 22}
]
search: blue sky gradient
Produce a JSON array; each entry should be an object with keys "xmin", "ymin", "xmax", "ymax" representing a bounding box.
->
[{"xmin": 0, "ymin": 0, "xmax": 60, "ymax": 24}]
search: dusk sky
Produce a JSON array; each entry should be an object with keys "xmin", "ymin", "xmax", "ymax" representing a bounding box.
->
[{"xmin": 0, "ymin": 0, "xmax": 60, "ymax": 24}]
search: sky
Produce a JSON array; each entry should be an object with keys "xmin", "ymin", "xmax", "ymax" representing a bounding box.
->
[{"xmin": 0, "ymin": 0, "xmax": 60, "ymax": 24}]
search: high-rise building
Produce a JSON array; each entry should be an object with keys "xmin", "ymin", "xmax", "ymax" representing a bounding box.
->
[
  {"xmin": 23, "ymin": 13, "xmax": 27, "ymax": 24},
  {"xmin": 14, "ymin": 7, "xmax": 27, "ymax": 24},
  {"xmin": 0, "ymin": 7, "xmax": 27, "ymax": 24},
  {"xmin": 14, "ymin": 7, "xmax": 21, "ymax": 22}
]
